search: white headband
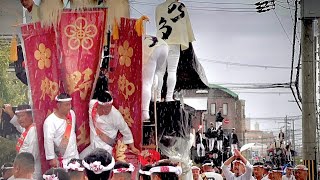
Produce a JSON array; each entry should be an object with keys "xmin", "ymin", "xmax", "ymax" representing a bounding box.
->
[
  {"xmin": 97, "ymin": 99, "xmax": 113, "ymax": 106},
  {"xmin": 1, "ymin": 166, "xmax": 13, "ymax": 170},
  {"xmin": 55, "ymin": 96, "xmax": 72, "ymax": 102},
  {"xmin": 139, "ymin": 169, "xmax": 151, "ymax": 176},
  {"xmin": 191, "ymin": 166, "xmax": 200, "ymax": 170},
  {"xmin": 15, "ymin": 109, "xmax": 32, "ymax": 113},
  {"xmin": 113, "ymin": 163, "xmax": 135, "ymax": 174},
  {"xmin": 65, "ymin": 161, "xmax": 84, "ymax": 172},
  {"xmin": 202, "ymin": 162, "xmax": 213, "ymax": 167},
  {"xmin": 294, "ymin": 167, "xmax": 308, "ymax": 171},
  {"xmin": 82, "ymin": 157, "xmax": 115, "ymax": 174},
  {"xmin": 43, "ymin": 174, "xmax": 59, "ymax": 180},
  {"xmin": 149, "ymin": 166, "xmax": 182, "ymax": 176},
  {"xmin": 233, "ymin": 160, "xmax": 245, "ymax": 166}
]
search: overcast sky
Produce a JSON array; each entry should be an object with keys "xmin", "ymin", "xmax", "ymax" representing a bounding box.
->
[{"xmin": 129, "ymin": 0, "xmax": 302, "ymax": 131}]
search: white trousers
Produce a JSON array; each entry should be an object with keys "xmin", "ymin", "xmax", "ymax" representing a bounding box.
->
[
  {"xmin": 142, "ymin": 45, "xmax": 168, "ymax": 120},
  {"xmin": 231, "ymin": 144, "xmax": 238, "ymax": 153},
  {"xmin": 216, "ymin": 122, "xmax": 222, "ymax": 129},
  {"xmin": 217, "ymin": 140, "xmax": 223, "ymax": 151},
  {"xmin": 157, "ymin": 44, "xmax": 180, "ymax": 101},
  {"xmin": 196, "ymin": 143, "xmax": 205, "ymax": 157},
  {"xmin": 208, "ymin": 138, "xmax": 216, "ymax": 151}
]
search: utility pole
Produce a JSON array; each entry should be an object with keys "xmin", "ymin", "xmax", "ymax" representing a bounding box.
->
[
  {"xmin": 301, "ymin": 18, "xmax": 317, "ymax": 180},
  {"xmin": 285, "ymin": 115, "xmax": 288, "ymax": 141},
  {"xmin": 292, "ymin": 119, "xmax": 295, "ymax": 163}
]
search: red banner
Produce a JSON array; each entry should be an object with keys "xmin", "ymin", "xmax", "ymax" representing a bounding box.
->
[
  {"xmin": 109, "ymin": 18, "xmax": 142, "ymax": 176},
  {"xmin": 57, "ymin": 8, "xmax": 107, "ymax": 152},
  {"xmin": 20, "ymin": 22, "xmax": 62, "ymax": 172}
]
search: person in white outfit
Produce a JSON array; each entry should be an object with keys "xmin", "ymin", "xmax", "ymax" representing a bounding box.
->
[
  {"xmin": 196, "ymin": 129, "xmax": 205, "ymax": 157},
  {"xmin": 142, "ymin": 35, "xmax": 168, "ymax": 121},
  {"xmin": 43, "ymin": 93, "xmax": 79, "ymax": 168},
  {"xmin": 87, "ymin": 91, "xmax": 140, "ymax": 155},
  {"xmin": 4, "ymin": 104, "xmax": 41, "ymax": 180},
  {"xmin": 282, "ymin": 165, "xmax": 295, "ymax": 180},
  {"xmin": 222, "ymin": 149, "xmax": 253, "ymax": 180},
  {"xmin": 155, "ymin": 0, "xmax": 195, "ymax": 101}
]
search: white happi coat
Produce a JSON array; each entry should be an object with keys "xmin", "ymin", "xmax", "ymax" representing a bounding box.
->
[
  {"xmin": 89, "ymin": 100, "xmax": 134, "ymax": 153},
  {"xmin": 10, "ymin": 116, "xmax": 41, "ymax": 180},
  {"xmin": 43, "ymin": 110, "xmax": 79, "ymax": 167}
]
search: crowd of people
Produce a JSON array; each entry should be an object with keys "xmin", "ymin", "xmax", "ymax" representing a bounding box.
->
[{"xmin": 0, "ymin": 148, "xmax": 309, "ymax": 180}]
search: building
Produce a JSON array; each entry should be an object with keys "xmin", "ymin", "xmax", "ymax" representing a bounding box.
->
[{"xmin": 183, "ymin": 84, "xmax": 246, "ymax": 143}]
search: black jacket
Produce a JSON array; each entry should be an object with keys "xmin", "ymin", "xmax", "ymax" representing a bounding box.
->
[
  {"xmin": 229, "ymin": 133, "xmax": 238, "ymax": 144},
  {"xmin": 206, "ymin": 127, "xmax": 217, "ymax": 138},
  {"xmin": 196, "ymin": 131, "xmax": 202, "ymax": 144},
  {"xmin": 216, "ymin": 112, "xmax": 224, "ymax": 122},
  {"xmin": 217, "ymin": 129, "xmax": 224, "ymax": 140}
]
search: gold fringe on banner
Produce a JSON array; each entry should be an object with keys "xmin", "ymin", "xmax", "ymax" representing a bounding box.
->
[
  {"xmin": 135, "ymin": 15, "xmax": 149, "ymax": 37},
  {"xmin": 112, "ymin": 18, "xmax": 119, "ymax": 40},
  {"xmin": 9, "ymin": 35, "xmax": 18, "ymax": 62},
  {"xmin": 40, "ymin": 0, "xmax": 64, "ymax": 27}
]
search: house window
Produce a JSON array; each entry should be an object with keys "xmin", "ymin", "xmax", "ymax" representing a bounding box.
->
[
  {"xmin": 242, "ymin": 105, "xmax": 245, "ymax": 118},
  {"xmin": 210, "ymin": 103, "xmax": 216, "ymax": 115},
  {"xmin": 223, "ymin": 103, "xmax": 228, "ymax": 115}
]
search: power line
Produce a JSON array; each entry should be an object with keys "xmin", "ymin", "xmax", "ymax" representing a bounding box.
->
[
  {"xmin": 273, "ymin": 9, "xmax": 292, "ymax": 45},
  {"xmin": 199, "ymin": 58, "xmax": 292, "ymax": 69}
]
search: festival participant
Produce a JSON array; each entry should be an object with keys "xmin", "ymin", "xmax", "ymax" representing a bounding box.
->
[
  {"xmin": 82, "ymin": 148, "xmax": 115, "ymax": 180},
  {"xmin": 139, "ymin": 164, "xmax": 153, "ymax": 180},
  {"xmin": 155, "ymin": 0, "xmax": 195, "ymax": 102},
  {"xmin": 222, "ymin": 149, "xmax": 253, "ymax": 180},
  {"xmin": 191, "ymin": 166, "xmax": 202, "ymax": 180},
  {"xmin": 4, "ymin": 104, "xmax": 41, "ymax": 180},
  {"xmin": 142, "ymin": 35, "xmax": 168, "ymax": 120},
  {"xmin": 293, "ymin": 165, "xmax": 308, "ymax": 180},
  {"xmin": 87, "ymin": 91, "xmax": 139, "ymax": 155},
  {"xmin": 65, "ymin": 159, "xmax": 85, "ymax": 180},
  {"xmin": 149, "ymin": 159, "xmax": 182, "ymax": 180},
  {"xmin": 43, "ymin": 168, "xmax": 70, "ymax": 180},
  {"xmin": 229, "ymin": 128, "xmax": 239, "ymax": 153},
  {"xmin": 272, "ymin": 167, "xmax": 283, "ymax": 180},
  {"xmin": 196, "ymin": 128, "xmax": 205, "ymax": 157},
  {"xmin": 282, "ymin": 164, "xmax": 295, "ymax": 180},
  {"xmin": 12, "ymin": 152, "xmax": 35, "ymax": 180},
  {"xmin": 111, "ymin": 161, "xmax": 134, "ymax": 180},
  {"xmin": 43, "ymin": 93, "xmax": 79, "ymax": 168},
  {"xmin": 20, "ymin": 0, "xmax": 40, "ymax": 23},
  {"xmin": 1, "ymin": 163, "xmax": 13, "ymax": 180},
  {"xmin": 253, "ymin": 162, "xmax": 265, "ymax": 180},
  {"xmin": 201, "ymin": 160, "xmax": 223, "ymax": 180},
  {"xmin": 206, "ymin": 122, "xmax": 217, "ymax": 151}
]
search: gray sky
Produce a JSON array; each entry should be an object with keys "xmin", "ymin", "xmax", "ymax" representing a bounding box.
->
[{"xmin": 129, "ymin": 0, "xmax": 302, "ymax": 131}]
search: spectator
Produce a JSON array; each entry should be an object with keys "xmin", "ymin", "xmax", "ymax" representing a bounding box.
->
[
  {"xmin": 1, "ymin": 163, "xmax": 13, "ymax": 180},
  {"xmin": 252, "ymin": 162, "xmax": 264, "ymax": 180},
  {"xmin": 12, "ymin": 152, "xmax": 34, "ymax": 180},
  {"xmin": 83, "ymin": 148, "xmax": 115, "ymax": 180},
  {"xmin": 222, "ymin": 149, "xmax": 253, "ymax": 180},
  {"xmin": 111, "ymin": 161, "xmax": 134, "ymax": 180},
  {"xmin": 43, "ymin": 168, "xmax": 70, "ymax": 180},
  {"xmin": 201, "ymin": 160, "xmax": 223, "ymax": 180},
  {"xmin": 282, "ymin": 164, "xmax": 294, "ymax": 180},
  {"xmin": 65, "ymin": 159, "xmax": 85, "ymax": 180},
  {"xmin": 216, "ymin": 126, "xmax": 224, "ymax": 151},
  {"xmin": 149, "ymin": 159, "xmax": 181, "ymax": 180},
  {"xmin": 191, "ymin": 166, "xmax": 202, "ymax": 180},
  {"xmin": 139, "ymin": 164, "xmax": 153, "ymax": 180},
  {"xmin": 294, "ymin": 165, "xmax": 308, "ymax": 180}
]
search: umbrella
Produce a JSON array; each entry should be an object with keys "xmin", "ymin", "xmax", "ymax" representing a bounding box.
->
[{"xmin": 240, "ymin": 143, "xmax": 256, "ymax": 152}]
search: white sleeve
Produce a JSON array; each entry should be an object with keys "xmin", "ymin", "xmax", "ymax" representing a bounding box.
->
[
  {"xmin": 221, "ymin": 164, "xmax": 234, "ymax": 180},
  {"xmin": 25, "ymin": 127, "xmax": 39, "ymax": 158},
  {"xmin": 10, "ymin": 115, "xmax": 24, "ymax": 133},
  {"xmin": 116, "ymin": 111, "xmax": 134, "ymax": 144},
  {"xmin": 70, "ymin": 110, "xmax": 76, "ymax": 129},
  {"xmin": 243, "ymin": 161, "xmax": 253, "ymax": 179},
  {"xmin": 43, "ymin": 117, "xmax": 56, "ymax": 160}
]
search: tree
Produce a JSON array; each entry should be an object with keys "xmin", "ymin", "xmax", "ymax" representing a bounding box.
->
[{"xmin": 0, "ymin": 43, "xmax": 28, "ymax": 106}]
